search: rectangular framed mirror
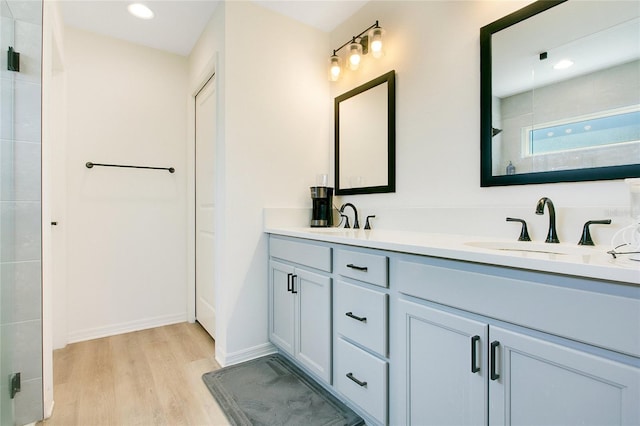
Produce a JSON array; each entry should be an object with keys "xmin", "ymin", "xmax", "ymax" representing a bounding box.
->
[
  {"xmin": 335, "ymin": 70, "xmax": 396, "ymax": 195},
  {"xmin": 480, "ymin": 0, "xmax": 640, "ymax": 186}
]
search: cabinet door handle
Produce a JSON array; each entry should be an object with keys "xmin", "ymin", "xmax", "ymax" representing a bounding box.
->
[
  {"xmin": 471, "ymin": 335, "xmax": 480, "ymax": 373},
  {"xmin": 287, "ymin": 273, "xmax": 293, "ymax": 292},
  {"xmin": 346, "ymin": 372, "xmax": 367, "ymax": 387},
  {"xmin": 345, "ymin": 312, "xmax": 367, "ymax": 322},
  {"xmin": 490, "ymin": 340, "xmax": 500, "ymax": 381},
  {"xmin": 291, "ymin": 275, "xmax": 298, "ymax": 294},
  {"xmin": 346, "ymin": 263, "xmax": 368, "ymax": 272}
]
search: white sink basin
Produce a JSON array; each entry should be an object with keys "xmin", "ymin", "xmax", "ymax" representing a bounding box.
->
[{"xmin": 465, "ymin": 241, "xmax": 600, "ymax": 256}]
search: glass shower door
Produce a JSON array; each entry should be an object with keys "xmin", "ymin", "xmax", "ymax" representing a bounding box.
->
[
  {"xmin": 0, "ymin": 0, "xmax": 16, "ymax": 424},
  {"xmin": 0, "ymin": 0, "xmax": 43, "ymax": 423}
]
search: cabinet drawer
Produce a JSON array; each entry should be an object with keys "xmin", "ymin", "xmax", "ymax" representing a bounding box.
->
[
  {"xmin": 335, "ymin": 338, "xmax": 388, "ymax": 425},
  {"xmin": 270, "ymin": 237, "xmax": 331, "ymax": 272},
  {"xmin": 335, "ymin": 249, "xmax": 388, "ymax": 287},
  {"xmin": 335, "ymin": 281, "xmax": 387, "ymax": 357}
]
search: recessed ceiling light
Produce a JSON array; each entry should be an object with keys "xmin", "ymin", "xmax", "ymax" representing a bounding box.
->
[
  {"xmin": 128, "ymin": 3, "xmax": 154, "ymax": 20},
  {"xmin": 553, "ymin": 59, "xmax": 574, "ymax": 70}
]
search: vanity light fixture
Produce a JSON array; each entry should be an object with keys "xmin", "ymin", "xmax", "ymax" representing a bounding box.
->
[
  {"xmin": 329, "ymin": 21, "xmax": 384, "ymax": 81},
  {"xmin": 128, "ymin": 3, "xmax": 154, "ymax": 20}
]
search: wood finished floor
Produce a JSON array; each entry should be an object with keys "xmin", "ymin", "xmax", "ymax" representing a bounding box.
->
[{"xmin": 39, "ymin": 322, "xmax": 230, "ymax": 426}]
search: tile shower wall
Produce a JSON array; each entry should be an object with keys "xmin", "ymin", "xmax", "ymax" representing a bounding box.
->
[
  {"xmin": 498, "ymin": 60, "xmax": 640, "ymax": 174},
  {"xmin": 0, "ymin": 0, "xmax": 43, "ymax": 424}
]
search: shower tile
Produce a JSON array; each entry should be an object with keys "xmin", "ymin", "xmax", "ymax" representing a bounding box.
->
[
  {"xmin": 13, "ymin": 377, "xmax": 43, "ymax": 425},
  {"xmin": 13, "ymin": 79, "xmax": 41, "ymax": 144},
  {"xmin": 0, "ymin": 2, "xmax": 12, "ymax": 20},
  {"xmin": 0, "ymin": 321, "xmax": 42, "ymax": 382},
  {"xmin": 1, "ymin": 139, "xmax": 41, "ymax": 201},
  {"xmin": 1, "ymin": 261, "xmax": 41, "ymax": 323},
  {"xmin": 10, "ymin": 318, "xmax": 42, "ymax": 381},
  {"xmin": 0, "ymin": 201, "xmax": 41, "ymax": 262},
  {"xmin": 0, "ymin": 138, "xmax": 15, "ymax": 197},
  {"xmin": 0, "ymin": 77, "xmax": 14, "ymax": 141},
  {"xmin": 14, "ymin": 20, "xmax": 42, "ymax": 83},
  {"xmin": 0, "ymin": 16, "xmax": 13, "ymax": 78},
  {"xmin": 6, "ymin": 1, "xmax": 42, "ymax": 26}
]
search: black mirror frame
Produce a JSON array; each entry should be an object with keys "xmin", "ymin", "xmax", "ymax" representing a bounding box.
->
[
  {"xmin": 335, "ymin": 70, "xmax": 396, "ymax": 195},
  {"xmin": 480, "ymin": 0, "xmax": 640, "ymax": 187}
]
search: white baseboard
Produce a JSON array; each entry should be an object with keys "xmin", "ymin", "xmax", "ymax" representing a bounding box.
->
[
  {"xmin": 66, "ymin": 313, "xmax": 187, "ymax": 344},
  {"xmin": 216, "ymin": 342, "xmax": 277, "ymax": 367}
]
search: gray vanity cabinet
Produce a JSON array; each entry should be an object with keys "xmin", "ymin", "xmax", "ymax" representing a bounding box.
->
[
  {"xmin": 267, "ymin": 233, "xmax": 639, "ymax": 425},
  {"xmin": 333, "ymin": 248, "xmax": 390, "ymax": 425},
  {"xmin": 488, "ymin": 326, "xmax": 639, "ymax": 425},
  {"xmin": 395, "ymin": 299, "xmax": 640, "ymax": 425},
  {"xmin": 391, "ymin": 256, "xmax": 640, "ymax": 426},
  {"xmin": 394, "ymin": 300, "xmax": 488, "ymax": 425},
  {"xmin": 268, "ymin": 237, "xmax": 332, "ymax": 384},
  {"xmin": 269, "ymin": 260, "xmax": 296, "ymax": 355}
]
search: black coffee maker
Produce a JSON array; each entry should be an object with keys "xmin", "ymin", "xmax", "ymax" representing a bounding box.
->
[{"xmin": 310, "ymin": 186, "xmax": 333, "ymax": 227}]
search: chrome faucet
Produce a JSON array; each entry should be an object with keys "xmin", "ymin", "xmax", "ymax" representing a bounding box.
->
[
  {"xmin": 339, "ymin": 203, "xmax": 359, "ymax": 229},
  {"xmin": 535, "ymin": 197, "xmax": 559, "ymax": 243}
]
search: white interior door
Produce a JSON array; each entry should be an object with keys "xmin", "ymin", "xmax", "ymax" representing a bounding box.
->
[{"xmin": 195, "ymin": 75, "xmax": 216, "ymax": 339}]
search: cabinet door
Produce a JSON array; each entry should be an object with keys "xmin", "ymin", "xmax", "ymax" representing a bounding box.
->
[
  {"xmin": 295, "ymin": 268, "xmax": 332, "ymax": 383},
  {"xmin": 269, "ymin": 260, "xmax": 295, "ymax": 356},
  {"xmin": 489, "ymin": 326, "xmax": 640, "ymax": 426},
  {"xmin": 393, "ymin": 300, "xmax": 488, "ymax": 426}
]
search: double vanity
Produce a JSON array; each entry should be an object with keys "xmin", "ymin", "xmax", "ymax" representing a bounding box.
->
[
  {"xmin": 264, "ymin": 0, "xmax": 640, "ymax": 422},
  {"xmin": 266, "ymin": 223, "xmax": 639, "ymax": 425}
]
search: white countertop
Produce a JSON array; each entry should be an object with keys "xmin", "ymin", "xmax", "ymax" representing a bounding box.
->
[{"xmin": 265, "ymin": 226, "xmax": 640, "ymax": 285}]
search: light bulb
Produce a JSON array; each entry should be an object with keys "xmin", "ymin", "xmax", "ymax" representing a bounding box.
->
[
  {"xmin": 128, "ymin": 3, "xmax": 154, "ymax": 19},
  {"xmin": 370, "ymin": 27, "xmax": 383, "ymax": 58},
  {"xmin": 348, "ymin": 41, "xmax": 362, "ymax": 70},
  {"xmin": 329, "ymin": 55, "xmax": 341, "ymax": 81},
  {"xmin": 553, "ymin": 59, "xmax": 574, "ymax": 70}
]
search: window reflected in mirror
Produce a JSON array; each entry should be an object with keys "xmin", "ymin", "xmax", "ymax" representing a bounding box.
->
[{"xmin": 481, "ymin": 0, "xmax": 640, "ymax": 186}]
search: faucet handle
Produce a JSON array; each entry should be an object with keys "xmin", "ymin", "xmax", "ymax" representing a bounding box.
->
[
  {"xmin": 506, "ymin": 217, "xmax": 531, "ymax": 241},
  {"xmin": 364, "ymin": 215, "xmax": 376, "ymax": 230},
  {"xmin": 578, "ymin": 219, "xmax": 611, "ymax": 246},
  {"xmin": 340, "ymin": 214, "xmax": 351, "ymax": 229}
]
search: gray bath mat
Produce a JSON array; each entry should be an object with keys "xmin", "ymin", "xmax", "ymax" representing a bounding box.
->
[{"xmin": 202, "ymin": 353, "xmax": 364, "ymax": 426}]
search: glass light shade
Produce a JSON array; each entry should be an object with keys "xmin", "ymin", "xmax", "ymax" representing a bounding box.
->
[
  {"xmin": 348, "ymin": 42, "xmax": 362, "ymax": 70},
  {"xmin": 370, "ymin": 27, "xmax": 384, "ymax": 58},
  {"xmin": 329, "ymin": 55, "xmax": 342, "ymax": 81}
]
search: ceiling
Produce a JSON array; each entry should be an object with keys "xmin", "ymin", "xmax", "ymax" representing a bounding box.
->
[
  {"xmin": 60, "ymin": 1, "xmax": 368, "ymax": 57},
  {"xmin": 491, "ymin": 1, "xmax": 640, "ymax": 98}
]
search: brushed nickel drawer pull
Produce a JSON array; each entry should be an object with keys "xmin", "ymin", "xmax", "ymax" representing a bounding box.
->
[
  {"xmin": 346, "ymin": 372, "xmax": 367, "ymax": 387},
  {"xmin": 345, "ymin": 312, "xmax": 367, "ymax": 322},
  {"xmin": 346, "ymin": 263, "xmax": 368, "ymax": 272}
]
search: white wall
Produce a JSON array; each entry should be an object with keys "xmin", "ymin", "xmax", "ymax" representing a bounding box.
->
[
  {"xmin": 188, "ymin": 1, "xmax": 331, "ymax": 365},
  {"xmin": 62, "ymin": 27, "xmax": 189, "ymax": 344},
  {"xmin": 330, "ymin": 1, "xmax": 630, "ymax": 213}
]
